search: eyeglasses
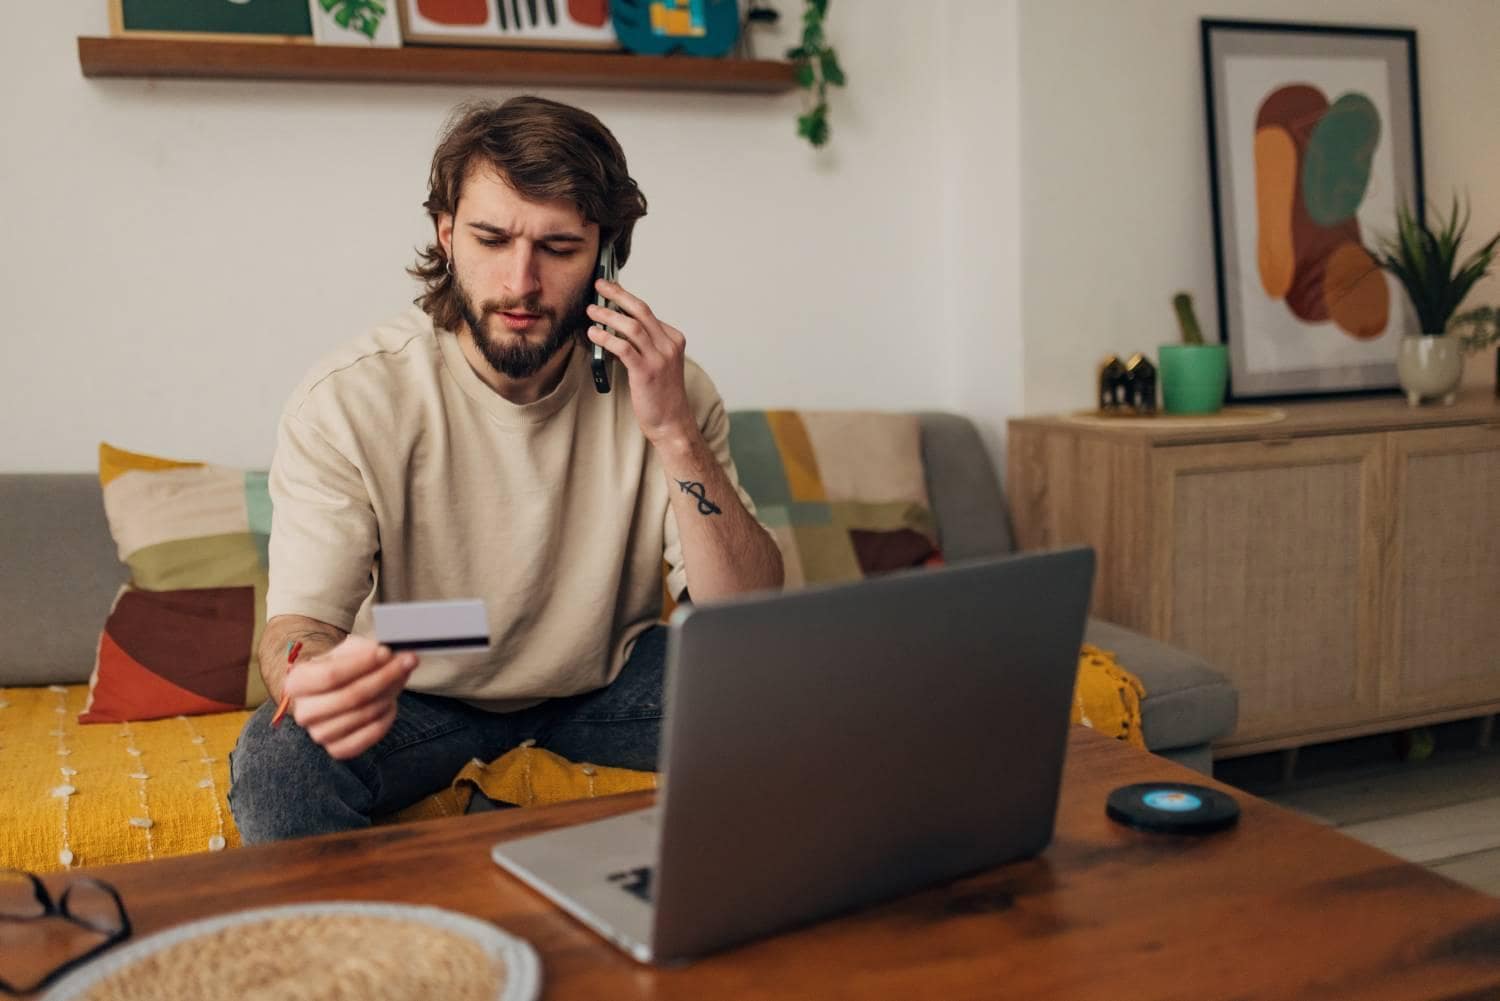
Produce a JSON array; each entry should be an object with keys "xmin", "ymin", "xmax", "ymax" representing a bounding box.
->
[{"xmin": 0, "ymin": 868, "xmax": 132, "ymax": 996}]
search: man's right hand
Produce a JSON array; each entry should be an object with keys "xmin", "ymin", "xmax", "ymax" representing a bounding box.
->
[{"xmin": 283, "ymin": 636, "xmax": 421, "ymax": 760}]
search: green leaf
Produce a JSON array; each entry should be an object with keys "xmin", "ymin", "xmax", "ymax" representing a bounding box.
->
[
  {"xmin": 796, "ymin": 62, "xmax": 816, "ymax": 88},
  {"xmin": 807, "ymin": 104, "xmax": 830, "ymax": 146},
  {"xmin": 786, "ymin": 45, "xmax": 808, "ymax": 59},
  {"xmin": 820, "ymin": 49, "xmax": 845, "ymax": 86}
]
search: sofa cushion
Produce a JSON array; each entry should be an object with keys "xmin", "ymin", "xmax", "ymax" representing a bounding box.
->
[
  {"xmin": 81, "ymin": 444, "xmax": 272, "ymax": 723},
  {"xmin": 0, "ymin": 683, "xmax": 248, "ymax": 872},
  {"xmin": 917, "ymin": 411, "xmax": 1016, "ymax": 560},
  {"xmin": 727, "ymin": 410, "xmax": 941, "ymax": 585},
  {"xmin": 1084, "ymin": 619, "xmax": 1238, "ymax": 752},
  {"xmin": 0, "ymin": 475, "xmax": 127, "ymax": 686}
]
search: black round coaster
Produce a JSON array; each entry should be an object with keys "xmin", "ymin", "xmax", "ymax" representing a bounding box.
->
[{"xmin": 1106, "ymin": 782, "xmax": 1240, "ymax": 834}]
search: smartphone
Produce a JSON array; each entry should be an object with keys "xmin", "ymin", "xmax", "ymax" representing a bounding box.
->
[{"xmin": 591, "ymin": 242, "xmax": 618, "ymax": 393}]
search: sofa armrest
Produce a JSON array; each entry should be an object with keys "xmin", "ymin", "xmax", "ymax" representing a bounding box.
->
[{"xmin": 1084, "ymin": 618, "xmax": 1238, "ymax": 754}]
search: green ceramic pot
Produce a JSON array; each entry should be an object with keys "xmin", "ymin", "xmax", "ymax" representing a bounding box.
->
[{"xmin": 1158, "ymin": 344, "xmax": 1228, "ymax": 415}]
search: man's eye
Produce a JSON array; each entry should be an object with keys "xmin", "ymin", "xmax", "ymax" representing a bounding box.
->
[
  {"xmin": 477, "ymin": 237, "xmax": 505, "ymax": 248},
  {"xmin": 542, "ymin": 246, "xmax": 576, "ymax": 257}
]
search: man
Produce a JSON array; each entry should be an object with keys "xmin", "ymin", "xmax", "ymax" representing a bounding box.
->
[{"xmin": 229, "ymin": 97, "xmax": 784, "ymax": 843}]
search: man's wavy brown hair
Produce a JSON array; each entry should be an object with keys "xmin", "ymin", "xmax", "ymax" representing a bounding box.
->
[{"xmin": 410, "ymin": 97, "xmax": 648, "ymax": 333}]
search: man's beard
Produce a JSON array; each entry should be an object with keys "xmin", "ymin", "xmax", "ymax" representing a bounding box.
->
[{"xmin": 455, "ymin": 273, "xmax": 593, "ymax": 381}]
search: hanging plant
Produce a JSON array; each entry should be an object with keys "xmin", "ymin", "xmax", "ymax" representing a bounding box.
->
[{"xmin": 786, "ymin": 0, "xmax": 845, "ymax": 148}]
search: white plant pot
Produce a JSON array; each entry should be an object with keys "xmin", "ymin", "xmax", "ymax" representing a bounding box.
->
[{"xmin": 1396, "ymin": 335, "xmax": 1463, "ymax": 407}]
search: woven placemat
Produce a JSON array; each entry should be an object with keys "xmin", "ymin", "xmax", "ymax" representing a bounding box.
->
[
  {"xmin": 1063, "ymin": 406, "xmax": 1288, "ymax": 429},
  {"xmin": 42, "ymin": 902, "xmax": 541, "ymax": 1001}
]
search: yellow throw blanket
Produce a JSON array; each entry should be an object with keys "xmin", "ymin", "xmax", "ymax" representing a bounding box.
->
[
  {"xmin": 0, "ymin": 684, "xmax": 246, "ymax": 873},
  {"xmin": 395, "ymin": 645, "xmax": 1146, "ymax": 820},
  {"xmin": 1074, "ymin": 643, "xmax": 1146, "ymax": 749},
  {"xmin": 2, "ymin": 650, "xmax": 1142, "ymax": 873}
]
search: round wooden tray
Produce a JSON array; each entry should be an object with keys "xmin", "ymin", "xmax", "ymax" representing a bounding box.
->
[
  {"xmin": 1063, "ymin": 406, "xmax": 1287, "ymax": 429},
  {"xmin": 42, "ymin": 902, "xmax": 541, "ymax": 1001}
]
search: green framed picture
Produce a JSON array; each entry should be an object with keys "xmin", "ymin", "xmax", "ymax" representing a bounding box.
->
[{"xmin": 110, "ymin": 0, "xmax": 315, "ymax": 43}]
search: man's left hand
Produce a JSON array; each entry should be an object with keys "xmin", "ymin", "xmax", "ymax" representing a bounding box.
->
[{"xmin": 587, "ymin": 280, "xmax": 697, "ymax": 446}]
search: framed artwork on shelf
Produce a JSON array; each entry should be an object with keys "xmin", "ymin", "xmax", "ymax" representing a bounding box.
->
[
  {"xmin": 397, "ymin": 0, "xmax": 618, "ymax": 49},
  {"xmin": 310, "ymin": 0, "xmax": 403, "ymax": 46},
  {"xmin": 1201, "ymin": 18, "xmax": 1425, "ymax": 399},
  {"xmin": 109, "ymin": 0, "xmax": 315, "ymax": 43}
]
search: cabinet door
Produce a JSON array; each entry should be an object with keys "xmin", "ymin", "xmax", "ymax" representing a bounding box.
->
[
  {"xmin": 1150, "ymin": 435, "xmax": 1387, "ymax": 746},
  {"xmin": 1383, "ymin": 424, "xmax": 1500, "ymax": 713}
]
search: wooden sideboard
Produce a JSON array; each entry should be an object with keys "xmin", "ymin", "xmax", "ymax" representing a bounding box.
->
[{"xmin": 1007, "ymin": 392, "xmax": 1500, "ymax": 757}]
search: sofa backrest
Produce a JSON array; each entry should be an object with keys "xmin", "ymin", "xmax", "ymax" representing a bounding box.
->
[
  {"xmin": 916, "ymin": 411, "xmax": 1016, "ymax": 562},
  {"xmin": 0, "ymin": 412, "xmax": 1015, "ymax": 688},
  {"xmin": 0, "ymin": 474, "xmax": 126, "ymax": 685}
]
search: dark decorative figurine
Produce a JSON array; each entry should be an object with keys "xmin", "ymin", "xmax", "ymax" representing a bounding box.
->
[
  {"xmin": 1124, "ymin": 353, "xmax": 1158, "ymax": 414},
  {"xmin": 1098, "ymin": 355, "xmax": 1129, "ymax": 412}
]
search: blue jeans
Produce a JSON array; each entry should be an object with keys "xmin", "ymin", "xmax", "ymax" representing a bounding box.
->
[{"xmin": 229, "ymin": 625, "xmax": 666, "ymax": 844}]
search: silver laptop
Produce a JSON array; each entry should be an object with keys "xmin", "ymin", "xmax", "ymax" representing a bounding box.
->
[{"xmin": 490, "ymin": 547, "xmax": 1095, "ymax": 964}]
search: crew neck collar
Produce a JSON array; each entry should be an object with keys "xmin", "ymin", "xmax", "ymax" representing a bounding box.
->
[{"xmin": 436, "ymin": 321, "xmax": 584, "ymax": 427}]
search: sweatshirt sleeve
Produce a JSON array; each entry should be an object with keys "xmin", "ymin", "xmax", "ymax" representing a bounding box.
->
[
  {"xmin": 264, "ymin": 409, "xmax": 379, "ymax": 631},
  {"xmin": 663, "ymin": 361, "xmax": 761, "ymax": 602}
]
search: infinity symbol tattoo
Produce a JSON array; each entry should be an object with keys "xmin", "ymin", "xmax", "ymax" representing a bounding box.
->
[{"xmin": 675, "ymin": 479, "xmax": 722, "ymax": 516}]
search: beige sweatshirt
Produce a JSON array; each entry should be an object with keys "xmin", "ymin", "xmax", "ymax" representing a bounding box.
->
[{"xmin": 266, "ymin": 306, "xmax": 756, "ymax": 711}]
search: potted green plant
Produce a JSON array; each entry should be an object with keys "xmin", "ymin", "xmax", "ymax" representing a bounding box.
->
[
  {"xmin": 1159, "ymin": 293, "xmax": 1228, "ymax": 414},
  {"xmin": 1372, "ymin": 196, "xmax": 1500, "ymax": 406},
  {"xmin": 1451, "ymin": 306, "xmax": 1500, "ymax": 398}
]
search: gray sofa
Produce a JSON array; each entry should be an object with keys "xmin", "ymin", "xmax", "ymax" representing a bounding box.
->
[
  {"xmin": 0, "ymin": 412, "xmax": 1236, "ymax": 773},
  {"xmin": 914, "ymin": 413, "xmax": 1236, "ymax": 773}
]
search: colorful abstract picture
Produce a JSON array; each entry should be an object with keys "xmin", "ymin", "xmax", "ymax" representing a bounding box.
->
[
  {"xmin": 611, "ymin": 0, "xmax": 740, "ymax": 56},
  {"xmin": 397, "ymin": 0, "xmax": 617, "ymax": 48},
  {"xmin": 1202, "ymin": 20, "xmax": 1424, "ymax": 399},
  {"xmin": 311, "ymin": 0, "xmax": 403, "ymax": 46}
]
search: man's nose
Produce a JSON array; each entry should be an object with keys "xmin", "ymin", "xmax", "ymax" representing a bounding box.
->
[{"xmin": 506, "ymin": 245, "xmax": 541, "ymax": 299}]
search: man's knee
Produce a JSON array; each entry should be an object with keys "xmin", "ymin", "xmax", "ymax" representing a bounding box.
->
[{"xmin": 229, "ymin": 701, "xmax": 370, "ymax": 844}]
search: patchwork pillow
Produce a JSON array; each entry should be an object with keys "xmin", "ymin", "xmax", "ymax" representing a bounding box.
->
[
  {"xmin": 727, "ymin": 410, "xmax": 942, "ymax": 587},
  {"xmin": 80, "ymin": 444, "xmax": 271, "ymax": 724}
]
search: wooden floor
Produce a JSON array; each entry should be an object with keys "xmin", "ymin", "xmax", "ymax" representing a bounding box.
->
[{"xmin": 1215, "ymin": 717, "xmax": 1500, "ymax": 897}]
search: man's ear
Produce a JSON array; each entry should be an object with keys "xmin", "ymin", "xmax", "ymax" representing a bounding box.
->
[{"xmin": 437, "ymin": 213, "xmax": 455, "ymax": 263}]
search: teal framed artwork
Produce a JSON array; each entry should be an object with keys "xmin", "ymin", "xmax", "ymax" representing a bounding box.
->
[
  {"xmin": 110, "ymin": 0, "xmax": 315, "ymax": 42},
  {"xmin": 1201, "ymin": 19, "xmax": 1425, "ymax": 399}
]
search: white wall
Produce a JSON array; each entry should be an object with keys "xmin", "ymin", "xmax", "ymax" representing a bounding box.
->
[
  {"xmin": 0, "ymin": 4, "xmax": 975, "ymax": 471},
  {"xmin": 4, "ymin": 3, "xmax": 1494, "ymax": 472},
  {"xmin": 1019, "ymin": 0, "xmax": 1500, "ymax": 413},
  {"xmin": 940, "ymin": 2, "xmax": 1025, "ymax": 467}
]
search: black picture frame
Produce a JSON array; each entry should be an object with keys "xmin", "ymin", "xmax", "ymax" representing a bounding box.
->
[{"xmin": 1201, "ymin": 18, "xmax": 1425, "ymax": 400}]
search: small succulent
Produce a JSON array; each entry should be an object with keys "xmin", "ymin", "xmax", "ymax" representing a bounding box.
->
[
  {"xmin": 1172, "ymin": 292, "xmax": 1206, "ymax": 346},
  {"xmin": 1450, "ymin": 305, "xmax": 1500, "ymax": 354}
]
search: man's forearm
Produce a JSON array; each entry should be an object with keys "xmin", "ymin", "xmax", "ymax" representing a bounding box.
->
[
  {"xmin": 258, "ymin": 614, "xmax": 348, "ymax": 701},
  {"xmin": 655, "ymin": 430, "xmax": 785, "ymax": 602}
]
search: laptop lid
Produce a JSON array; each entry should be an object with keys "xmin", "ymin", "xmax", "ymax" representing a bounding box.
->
[{"xmin": 648, "ymin": 547, "xmax": 1095, "ymax": 961}]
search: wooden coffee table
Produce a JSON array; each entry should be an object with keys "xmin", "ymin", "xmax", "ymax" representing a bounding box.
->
[{"xmin": 19, "ymin": 728, "xmax": 1500, "ymax": 999}]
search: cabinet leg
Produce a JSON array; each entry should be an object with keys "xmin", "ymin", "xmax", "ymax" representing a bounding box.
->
[{"xmin": 1280, "ymin": 747, "xmax": 1299, "ymax": 785}]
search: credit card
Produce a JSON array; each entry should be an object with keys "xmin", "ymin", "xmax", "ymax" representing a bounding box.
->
[{"xmin": 372, "ymin": 599, "xmax": 490, "ymax": 654}]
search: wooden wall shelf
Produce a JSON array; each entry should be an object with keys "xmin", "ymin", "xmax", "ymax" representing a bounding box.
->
[{"xmin": 77, "ymin": 36, "xmax": 798, "ymax": 94}]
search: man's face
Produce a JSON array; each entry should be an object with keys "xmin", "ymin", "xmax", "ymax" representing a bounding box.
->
[{"xmin": 439, "ymin": 167, "xmax": 599, "ymax": 381}]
